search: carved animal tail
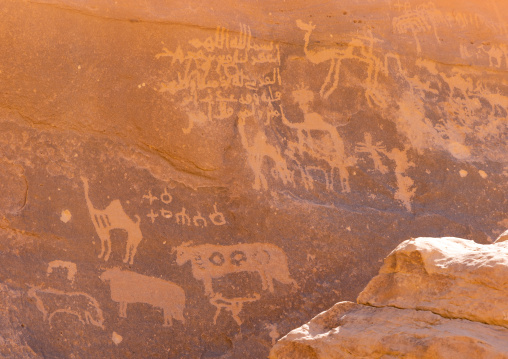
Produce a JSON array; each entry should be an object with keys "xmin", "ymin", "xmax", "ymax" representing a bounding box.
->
[
  {"xmin": 80, "ymin": 176, "xmax": 94, "ymax": 211},
  {"xmin": 134, "ymin": 215, "xmax": 141, "ymax": 224}
]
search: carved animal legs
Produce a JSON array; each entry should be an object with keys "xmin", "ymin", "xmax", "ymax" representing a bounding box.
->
[
  {"xmin": 123, "ymin": 234, "xmax": 141, "ymax": 265},
  {"xmin": 98, "ymin": 233, "xmax": 112, "ymax": 261},
  {"xmin": 163, "ymin": 312, "xmax": 173, "ymax": 327},
  {"xmin": 203, "ymin": 278, "xmax": 214, "ymax": 297},
  {"xmin": 258, "ymin": 271, "xmax": 275, "ymax": 292},
  {"xmin": 119, "ymin": 302, "xmax": 128, "ymax": 318}
]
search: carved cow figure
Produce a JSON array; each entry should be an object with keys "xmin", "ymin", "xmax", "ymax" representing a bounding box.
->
[
  {"xmin": 172, "ymin": 242, "xmax": 297, "ymax": 296},
  {"xmin": 100, "ymin": 267, "xmax": 186, "ymax": 327}
]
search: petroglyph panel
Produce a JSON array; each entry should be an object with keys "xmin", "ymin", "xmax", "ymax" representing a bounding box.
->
[{"xmin": 1, "ymin": 0, "xmax": 507, "ymax": 358}]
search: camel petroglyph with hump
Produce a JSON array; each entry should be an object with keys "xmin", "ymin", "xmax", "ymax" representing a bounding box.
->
[{"xmin": 82, "ymin": 177, "xmax": 143, "ymax": 264}]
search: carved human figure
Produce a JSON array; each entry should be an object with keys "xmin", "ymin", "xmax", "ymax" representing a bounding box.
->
[
  {"xmin": 356, "ymin": 133, "xmax": 389, "ymax": 174},
  {"xmin": 82, "ymin": 177, "xmax": 143, "ymax": 264},
  {"xmin": 237, "ymin": 111, "xmax": 293, "ymax": 191},
  {"xmin": 379, "ymin": 147, "xmax": 416, "ymax": 211},
  {"xmin": 100, "ymin": 268, "xmax": 186, "ymax": 327},
  {"xmin": 282, "ymin": 86, "xmax": 352, "ymax": 192}
]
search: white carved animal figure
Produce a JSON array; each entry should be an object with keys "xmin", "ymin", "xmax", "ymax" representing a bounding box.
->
[
  {"xmin": 173, "ymin": 242, "xmax": 297, "ymax": 296},
  {"xmin": 210, "ymin": 293, "xmax": 260, "ymax": 325},
  {"xmin": 81, "ymin": 177, "xmax": 143, "ymax": 264},
  {"xmin": 100, "ymin": 267, "xmax": 186, "ymax": 327},
  {"xmin": 27, "ymin": 285, "xmax": 104, "ymax": 329}
]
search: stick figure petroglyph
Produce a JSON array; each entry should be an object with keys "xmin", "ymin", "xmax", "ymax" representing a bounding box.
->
[{"xmin": 356, "ymin": 133, "xmax": 389, "ymax": 174}]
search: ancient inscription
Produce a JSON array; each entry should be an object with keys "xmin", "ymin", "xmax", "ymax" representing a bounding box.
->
[
  {"xmin": 100, "ymin": 268, "xmax": 186, "ymax": 327},
  {"xmin": 156, "ymin": 24, "xmax": 282, "ymax": 133},
  {"xmin": 143, "ymin": 188, "xmax": 226, "ymax": 226}
]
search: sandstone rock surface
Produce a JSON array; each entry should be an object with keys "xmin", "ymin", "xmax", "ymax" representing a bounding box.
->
[
  {"xmin": 358, "ymin": 237, "xmax": 508, "ymax": 328},
  {"xmin": 270, "ymin": 237, "xmax": 508, "ymax": 358},
  {"xmin": 270, "ymin": 302, "xmax": 508, "ymax": 359}
]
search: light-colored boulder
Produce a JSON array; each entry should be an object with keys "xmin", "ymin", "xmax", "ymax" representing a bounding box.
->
[
  {"xmin": 358, "ymin": 237, "xmax": 508, "ymax": 328},
  {"xmin": 270, "ymin": 302, "xmax": 508, "ymax": 359}
]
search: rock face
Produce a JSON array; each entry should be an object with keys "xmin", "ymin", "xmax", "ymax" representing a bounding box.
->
[
  {"xmin": 270, "ymin": 237, "xmax": 508, "ymax": 358},
  {"xmin": 358, "ymin": 237, "xmax": 508, "ymax": 328},
  {"xmin": 0, "ymin": 0, "xmax": 507, "ymax": 357},
  {"xmin": 270, "ymin": 302, "xmax": 508, "ymax": 359}
]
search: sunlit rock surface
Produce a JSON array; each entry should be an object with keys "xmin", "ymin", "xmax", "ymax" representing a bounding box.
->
[
  {"xmin": 271, "ymin": 237, "xmax": 508, "ymax": 358},
  {"xmin": 270, "ymin": 302, "xmax": 508, "ymax": 359},
  {"xmin": 358, "ymin": 237, "xmax": 508, "ymax": 328},
  {"xmin": 0, "ymin": 0, "xmax": 506, "ymax": 357}
]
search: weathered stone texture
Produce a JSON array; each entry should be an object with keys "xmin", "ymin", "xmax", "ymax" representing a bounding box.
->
[
  {"xmin": 270, "ymin": 237, "xmax": 508, "ymax": 359},
  {"xmin": 358, "ymin": 237, "xmax": 508, "ymax": 328},
  {"xmin": 270, "ymin": 302, "xmax": 508, "ymax": 359}
]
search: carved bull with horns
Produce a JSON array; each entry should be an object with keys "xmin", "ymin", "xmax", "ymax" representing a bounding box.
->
[{"xmin": 172, "ymin": 242, "xmax": 297, "ymax": 296}]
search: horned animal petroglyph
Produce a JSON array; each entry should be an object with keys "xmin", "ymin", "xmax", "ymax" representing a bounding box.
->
[{"xmin": 173, "ymin": 242, "xmax": 297, "ymax": 296}]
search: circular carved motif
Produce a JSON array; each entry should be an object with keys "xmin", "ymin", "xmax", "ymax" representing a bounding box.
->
[
  {"xmin": 230, "ymin": 250, "xmax": 247, "ymax": 266},
  {"xmin": 209, "ymin": 252, "xmax": 225, "ymax": 266}
]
